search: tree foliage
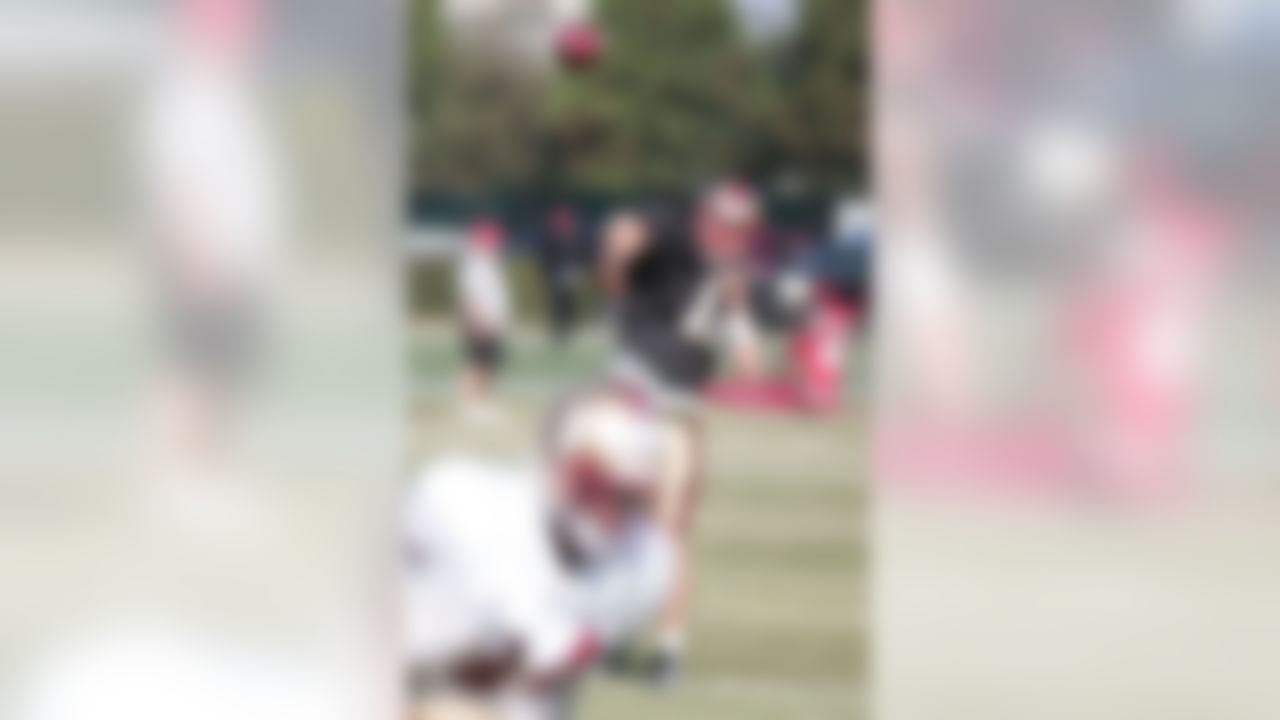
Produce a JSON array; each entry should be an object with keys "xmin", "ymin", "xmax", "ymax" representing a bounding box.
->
[
  {"xmin": 407, "ymin": 0, "xmax": 869, "ymax": 200},
  {"xmin": 409, "ymin": 0, "xmax": 547, "ymax": 196},
  {"xmin": 770, "ymin": 0, "xmax": 870, "ymax": 194},
  {"xmin": 545, "ymin": 0, "xmax": 772, "ymax": 194}
]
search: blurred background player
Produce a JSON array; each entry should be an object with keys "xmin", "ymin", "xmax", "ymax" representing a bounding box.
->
[
  {"xmin": 456, "ymin": 219, "xmax": 513, "ymax": 423},
  {"xmin": 536, "ymin": 204, "xmax": 589, "ymax": 347},
  {"xmin": 708, "ymin": 197, "xmax": 872, "ymax": 416},
  {"xmin": 598, "ymin": 180, "xmax": 762, "ymax": 684},
  {"xmin": 402, "ymin": 393, "xmax": 673, "ymax": 720},
  {"xmin": 139, "ymin": 0, "xmax": 284, "ymax": 510}
]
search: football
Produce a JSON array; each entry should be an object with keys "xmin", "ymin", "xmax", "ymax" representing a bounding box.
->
[{"xmin": 556, "ymin": 21, "xmax": 605, "ymax": 71}]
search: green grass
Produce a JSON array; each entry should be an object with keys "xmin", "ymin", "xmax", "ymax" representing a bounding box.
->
[{"xmin": 410, "ymin": 326, "xmax": 869, "ymax": 720}]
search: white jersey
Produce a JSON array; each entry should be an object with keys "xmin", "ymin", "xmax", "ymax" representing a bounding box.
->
[
  {"xmin": 140, "ymin": 57, "xmax": 284, "ymax": 287},
  {"xmin": 401, "ymin": 457, "xmax": 672, "ymax": 698},
  {"xmin": 402, "ymin": 457, "xmax": 578, "ymax": 677},
  {"xmin": 457, "ymin": 249, "xmax": 512, "ymax": 333}
]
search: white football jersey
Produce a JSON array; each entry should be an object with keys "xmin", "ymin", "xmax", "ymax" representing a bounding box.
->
[
  {"xmin": 457, "ymin": 249, "xmax": 512, "ymax": 333},
  {"xmin": 401, "ymin": 456, "xmax": 673, "ymax": 679},
  {"xmin": 140, "ymin": 57, "xmax": 284, "ymax": 284}
]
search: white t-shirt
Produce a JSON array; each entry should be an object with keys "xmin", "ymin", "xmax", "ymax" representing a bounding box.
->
[
  {"xmin": 457, "ymin": 249, "xmax": 512, "ymax": 333},
  {"xmin": 140, "ymin": 56, "xmax": 284, "ymax": 287}
]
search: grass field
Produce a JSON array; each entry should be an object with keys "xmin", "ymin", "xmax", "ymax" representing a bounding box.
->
[
  {"xmin": 0, "ymin": 252, "xmax": 868, "ymax": 719},
  {"xmin": 410, "ymin": 325, "xmax": 870, "ymax": 720}
]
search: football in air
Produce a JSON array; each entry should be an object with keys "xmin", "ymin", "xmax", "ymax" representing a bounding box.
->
[{"xmin": 556, "ymin": 21, "xmax": 605, "ymax": 71}]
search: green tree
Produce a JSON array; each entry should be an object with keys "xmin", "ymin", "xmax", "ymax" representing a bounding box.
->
[
  {"xmin": 770, "ymin": 0, "xmax": 869, "ymax": 194},
  {"xmin": 409, "ymin": 0, "xmax": 547, "ymax": 196},
  {"xmin": 407, "ymin": 0, "xmax": 870, "ymax": 204}
]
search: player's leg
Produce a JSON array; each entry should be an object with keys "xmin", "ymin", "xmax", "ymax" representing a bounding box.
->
[
  {"xmin": 460, "ymin": 332, "xmax": 504, "ymax": 421},
  {"xmin": 725, "ymin": 305, "xmax": 766, "ymax": 381},
  {"xmin": 651, "ymin": 414, "xmax": 704, "ymax": 685}
]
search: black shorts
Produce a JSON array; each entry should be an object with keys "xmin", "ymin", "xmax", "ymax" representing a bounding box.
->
[
  {"xmin": 464, "ymin": 333, "xmax": 506, "ymax": 372},
  {"xmin": 163, "ymin": 288, "xmax": 262, "ymax": 390},
  {"xmin": 154, "ymin": 250, "xmax": 262, "ymax": 390},
  {"xmin": 621, "ymin": 327, "xmax": 716, "ymax": 397}
]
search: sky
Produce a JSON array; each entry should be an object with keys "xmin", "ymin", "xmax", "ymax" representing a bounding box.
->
[{"xmin": 731, "ymin": 0, "xmax": 800, "ymax": 41}]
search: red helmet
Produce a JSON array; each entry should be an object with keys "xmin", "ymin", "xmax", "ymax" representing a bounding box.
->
[
  {"xmin": 468, "ymin": 219, "xmax": 505, "ymax": 253},
  {"xmin": 698, "ymin": 180, "xmax": 762, "ymax": 260},
  {"xmin": 547, "ymin": 394, "xmax": 664, "ymax": 550},
  {"xmin": 180, "ymin": 0, "xmax": 262, "ymax": 51}
]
